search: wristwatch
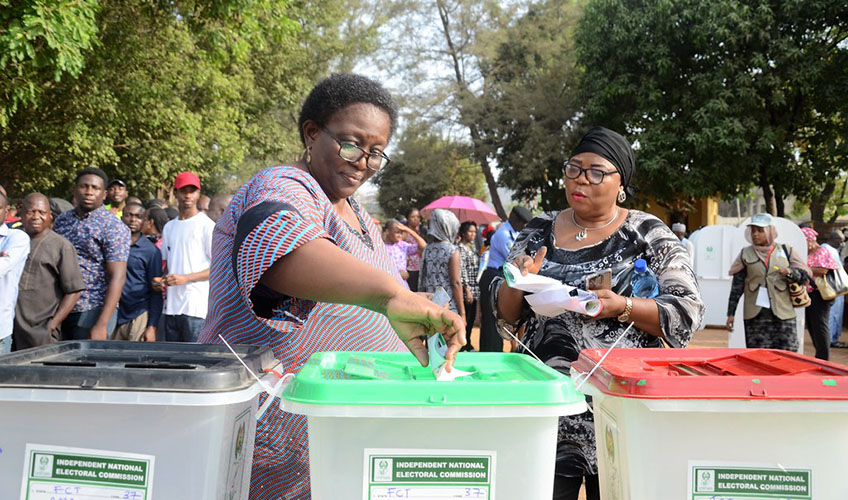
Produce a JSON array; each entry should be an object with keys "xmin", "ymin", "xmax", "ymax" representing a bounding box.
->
[{"xmin": 617, "ymin": 297, "xmax": 633, "ymax": 322}]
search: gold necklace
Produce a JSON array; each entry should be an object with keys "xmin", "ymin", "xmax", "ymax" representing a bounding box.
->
[{"xmin": 571, "ymin": 207, "xmax": 619, "ymax": 241}]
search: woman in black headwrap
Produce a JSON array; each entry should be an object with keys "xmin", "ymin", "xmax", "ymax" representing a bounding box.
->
[{"xmin": 492, "ymin": 127, "xmax": 704, "ymax": 499}]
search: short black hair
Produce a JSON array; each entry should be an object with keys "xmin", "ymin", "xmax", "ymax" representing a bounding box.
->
[
  {"xmin": 124, "ymin": 200, "xmax": 145, "ymax": 211},
  {"xmin": 165, "ymin": 207, "xmax": 178, "ymax": 220},
  {"xmin": 74, "ymin": 167, "xmax": 109, "ymax": 187},
  {"xmin": 459, "ymin": 220, "xmax": 478, "ymax": 236},
  {"xmin": 145, "ymin": 198, "xmax": 166, "ymax": 209},
  {"xmin": 146, "ymin": 207, "xmax": 170, "ymax": 233},
  {"xmin": 405, "ymin": 207, "xmax": 419, "ymax": 218},
  {"xmin": 298, "ymin": 74, "xmax": 398, "ymax": 146}
]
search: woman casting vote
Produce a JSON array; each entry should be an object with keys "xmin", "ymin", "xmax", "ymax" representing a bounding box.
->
[
  {"xmin": 493, "ymin": 127, "xmax": 704, "ymax": 500},
  {"xmin": 200, "ymin": 74, "xmax": 466, "ymax": 499}
]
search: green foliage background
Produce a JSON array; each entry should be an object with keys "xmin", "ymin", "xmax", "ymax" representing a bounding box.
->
[
  {"xmin": 374, "ymin": 122, "xmax": 486, "ymax": 218},
  {"xmin": 0, "ymin": 0, "xmax": 385, "ymax": 200}
]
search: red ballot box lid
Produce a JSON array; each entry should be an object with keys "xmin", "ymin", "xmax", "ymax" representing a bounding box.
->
[{"xmin": 572, "ymin": 348, "xmax": 848, "ymax": 400}]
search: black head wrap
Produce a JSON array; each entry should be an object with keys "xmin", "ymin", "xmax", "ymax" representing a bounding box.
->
[{"xmin": 570, "ymin": 126, "xmax": 635, "ymax": 193}]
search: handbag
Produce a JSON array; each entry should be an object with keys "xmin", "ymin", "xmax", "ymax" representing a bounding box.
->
[
  {"xmin": 780, "ymin": 245, "xmax": 811, "ymax": 307},
  {"xmin": 816, "ymin": 266, "xmax": 848, "ymax": 301}
]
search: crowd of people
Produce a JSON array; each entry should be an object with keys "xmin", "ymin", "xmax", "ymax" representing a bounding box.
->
[
  {"xmin": 726, "ymin": 215, "xmax": 848, "ymax": 362},
  {"xmin": 0, "ymin": 168, "xmax": 231, "ymax": 352},
  {"xmin": 1, "ymin": 72, "xmax": 844, "ymax": 500}
]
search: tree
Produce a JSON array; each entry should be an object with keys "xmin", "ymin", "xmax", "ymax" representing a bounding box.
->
[
  {"xmin": 465, "ymin": 0, "xmax": 584, "ymax": 211},
  {"xmin": 374, "ymin": 122, "xmax": 486, "ymax": 218},
  {"xmin": 0, "ymin": 0, "xmax": 100, "ymax": 128},
  {"xmin": 576, "ymin": 0, "xmax": 848, "ymax": 220},
  {"xmin": 0, "ymin": 0, "xmax": 389, "ymax": 199},
  {"xmin": 379, "ymin": 0, "xmax": 511, "ymax": 218}
]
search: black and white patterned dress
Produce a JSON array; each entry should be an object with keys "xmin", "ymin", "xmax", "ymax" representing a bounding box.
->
[
  {"xmin": 490, "ymin": 210, "xmax": 704, "ymax": 477},
  {"xmin": 420, "ymin": 241, "xmax": 460, "ymax": 313}
]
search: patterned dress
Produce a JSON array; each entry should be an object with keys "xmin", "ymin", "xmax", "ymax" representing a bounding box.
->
[
  {"xmin": 419, "ymin": 241, "xmax": 460, "ymax": 313},
  {"xmin": 199, "ymin": 166, "xmax": 406, "ymax": 500},
  {"xmin": 490, "ymin": 210, "xmax": 703, "ymax": 477},
  {"xmin": 459, "ymin": 242, "xmax": 480, "ymax": 300},
  {"xmin": 726, "ymin": 244, "xmax": 808, "ymax": 351}
]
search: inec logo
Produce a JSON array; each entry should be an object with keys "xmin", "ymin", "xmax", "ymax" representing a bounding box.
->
[
  {"xmin": 696, "ymin": 469, "xmax": 715, "ymax": 492},
  {"xmin": 374, "ymin": 458, "xmax": 393, "ymax": 482},
  {"xmin": 33, "ymin": 454, "xmax": 53, "ymax": 478}
]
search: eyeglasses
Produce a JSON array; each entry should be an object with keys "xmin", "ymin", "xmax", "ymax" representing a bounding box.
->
[
  {"xmin": 322, "ymin": 129, "xmax": 391, "ymax": 171},
  {"xmin": 564, "ymin": 162, "xmax": 619, "ymax": 185}
]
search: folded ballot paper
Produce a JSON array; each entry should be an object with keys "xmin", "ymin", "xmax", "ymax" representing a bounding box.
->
[
  {"xmin": 427, "ymin": 332, "xmax": 474, "ymax": 381},
  {"xmin": 503, "ymin": 262, "xmax": 602, "ymax": 317}
]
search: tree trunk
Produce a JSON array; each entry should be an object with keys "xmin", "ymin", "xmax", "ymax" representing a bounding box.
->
[
  {"xmin": 759, "ymin": 163, "xmax": 777, "ymax": 216},
  {"xmin": 435, "ymin": 0, "xmax": 506, "ymax": 220},
  {"xmin": 774, "ymin": 185, "xmax": 785, "ymax": 218},
  {"xmin": 468, "ymin": 126, "xmax": 506, "ymax": 219},
  {"xmin": 810, "ymin": 180, "xmax": 836, "ymax": 225}
]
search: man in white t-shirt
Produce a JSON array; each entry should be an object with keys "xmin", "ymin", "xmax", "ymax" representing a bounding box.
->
[{"xmin": 154, "ymin": 172, "xmax": 215, "ymax": 342}]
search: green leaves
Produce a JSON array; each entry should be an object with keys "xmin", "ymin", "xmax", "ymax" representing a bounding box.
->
[
  {"xmin": 0, "ymin": 0, "xmax": 100, "ymax": 127},
  {"xmin": 577, "ymin": 0, "xmax": 848, "ymax": 219},
  {"xmin": 1, "ymin": 0, "xmax": 381, "ymax": 200},
  {"xmin": 374, "ymin": 122, "xmax": 486, "ymax": 218}
]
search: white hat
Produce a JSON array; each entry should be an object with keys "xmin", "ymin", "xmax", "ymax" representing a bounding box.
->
[
  {"xmin": 671, "ymin": 223, "xmax": 686, "ymax": 233},
  {"xmin": 749, "ymin": 213, "xmax": 774, "ymax": 227}
]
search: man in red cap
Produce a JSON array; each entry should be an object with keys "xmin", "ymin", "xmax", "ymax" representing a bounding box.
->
[{"xmin": 153, "ymin": 172, "xmax": 215, "ymax": 341}]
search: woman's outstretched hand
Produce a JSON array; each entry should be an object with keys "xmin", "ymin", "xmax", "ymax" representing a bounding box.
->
[
  {"xmin": 511, "ymin": 246, "xmax": 548, "ymax": 277},
  {"xmin": 385, "ymin": 290, "xmax": 467, "ymax": 371}
]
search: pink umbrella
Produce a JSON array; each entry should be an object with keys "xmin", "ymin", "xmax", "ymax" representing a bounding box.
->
[{"xmin": 420, "ymin": 195, "xmax": 501, "ymax": 225}]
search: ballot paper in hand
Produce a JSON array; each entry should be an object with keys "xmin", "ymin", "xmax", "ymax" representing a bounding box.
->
[
  {"xmin": 503, "ymin": 262, "xmax": 602, "ymax": 317},
  {"xmin": 427, "ymin": 333, "xmax": 474, "ymax": 381}
]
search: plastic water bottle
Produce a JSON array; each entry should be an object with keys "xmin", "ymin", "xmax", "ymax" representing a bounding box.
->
[{"xmin": 630, "ymin": 258, "xmax": 659, "ymax": 298}]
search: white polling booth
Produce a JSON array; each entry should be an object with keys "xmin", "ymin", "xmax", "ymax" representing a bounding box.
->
[
  {"xmin": 689, "ymin": 218, "xmax": 807, "ymax": 353},
  {"xmin": 688, "ymin": 224, "xmax": 746, "ymax": 328}
]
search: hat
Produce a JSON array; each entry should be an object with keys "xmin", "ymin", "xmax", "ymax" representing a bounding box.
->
[
  {"xmin": 801, "ymin": 227, "xmax": 819, "ymax": 242},
  {"xmin": 174, "ymin": 171, "xmax": 201, "ymax": 190},
  {"xmin": 671, "ymin": 222, "xmax": 686, "ymax": 233},
  {"xmin": 510, "ymin": 206, "xmax": 532, "ymax": 223},
  {"xmin": 748, "ymin": 213, "xmax": 774, "ymax": 228},
  {"xmin": 108, "ymin": 179, "xmax": 126, "ymax": 188}
]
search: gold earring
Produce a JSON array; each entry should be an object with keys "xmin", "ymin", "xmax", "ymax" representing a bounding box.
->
[
  {"xmin": 617, "ymin": 188, "xmax": 626, "ymax": 203},
  {"xmin": 306, "ymin": 146, "xmax": 312, "ymax": 164}
]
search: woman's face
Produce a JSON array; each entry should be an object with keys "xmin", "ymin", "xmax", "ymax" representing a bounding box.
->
[
  {"xmin": 141, "ymin": 211, "xmax": 155, "ymax": 236},
  {"xmin": 565, "ymin": 152, "xmax": 621, "ymax": 217},
  {"xmin": 807, "ymin": 238, "xmax": 819, "ymax": 253},
  {"xmin": 407, "ymin": 209, "xmax": 420, "ymax": 229},
  {"xmin": 750, "ymin": 225, "xmax": 768, "ymax": 246},
  {"xmin": 462, "ymin": 225, "xmax": 477, "ymax": 243},
  {"xmin": 383, "ymin": 224, "xmax": 403, "ymax": 244},
  {"xmin": 303, "ymin": 103, "xmax": 391, "ymax": 203}
]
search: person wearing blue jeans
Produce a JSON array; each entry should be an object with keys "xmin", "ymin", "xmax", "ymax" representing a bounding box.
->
[
  {"xmin": 164, "ymin": 314, "xmax": 204, "ymax": 342},
  {"xmin": 830, "ymin": 295, "xmax": 845, "ymax": 346},
  {"xmin": 153, "ymin": 172, "xmax": 214, "ymax": 343},
  {"xmin": 54, "ymin": 168, "xmax": 130, "ymax": 341},
  {"xmin": 822, "ymin": 233, "xmax": 845, "ymax": 347},
  {"xmin": 62, "ymin": 308, "xmax": 118, "ymax": 340}
]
